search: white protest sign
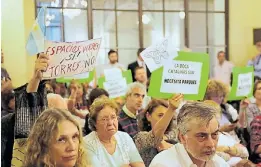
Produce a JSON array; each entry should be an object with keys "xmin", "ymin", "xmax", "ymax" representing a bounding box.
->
[
  {"xmin": 104, "ymin": 68, "xmax": 123, "ymax": 81},
  {"xmin": 141, "ymin": 37, "xmax": 178, "ymax": 72},
  {"xmin": 43, "ymin": 38, "xmax": 101, "ymax": 79},
  {"xmin": 103, "ymin": 78, "xmax": 127, "ymax": 98},
  {"xmin": 160, "ymin": 60, "xmax": 202, "ymax": 94},
  {"xmin": 236, "ymin": 72, "xmax": 253, "ymax": 97},
  {"xmin": 63, "ymin": 72, "xmax": 90, "ymax": 80}
]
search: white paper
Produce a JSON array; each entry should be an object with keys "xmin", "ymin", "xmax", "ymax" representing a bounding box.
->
[
  {"xmin": 141, "ymin": 37, "xmax": 178, "ymax": 72},
  {"xmin": 160, "ymin": 60, "xmax": 202, "ymax": 94},
  {"xmin": 43, "ymin": 38, "xmax": 101, "ymax": 79},
  {"xmin": 104, "ymin": 68, "xmax": 122, "ymax": 81},
  {"xmin": 103, "ymin": 78, "xmax": 127, "ymax": 98},
  {"xmin": 63, "ymin": 72, "xmax": 90, "ymax": 80},
  {"xmin": 236, "ymin": 72, "xmax": 253, "ymax": 96}
]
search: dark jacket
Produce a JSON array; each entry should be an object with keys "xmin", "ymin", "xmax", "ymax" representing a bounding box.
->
[{"xmin": 128, "ymin": 61, "xmax": 151, "ymax": 82}]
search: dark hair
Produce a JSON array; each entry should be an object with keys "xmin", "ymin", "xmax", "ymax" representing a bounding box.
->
[
  {"xmin": 108, "ymin": 49, "xmax": 117, "ymax": 57},
  {"xmin": 68, "ymin": 81, "xmax": 88, "ymax": 108},
  {"xmin": 88, "ymin": 88, "xmax": 109, "ymax": 105},
  {"xmin": 137, "ymin": 48, "xmax": 145, "ymax": 57},
  {"xmin": 138, "ymin": 99, "xmax": 174, "ymax": 134},
  {"xmin": 3, "ymin": 92, "xmax": 15, "ymax": 109},
  {"xmin": 253, "ymin": 80, "xmax": 261, "ymax": 97}
]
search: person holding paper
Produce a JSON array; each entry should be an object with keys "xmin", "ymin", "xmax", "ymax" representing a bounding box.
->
[
  {"xmin": 84, "ymin": 96, "xmax": 145, "ymax": 167},
  {"xmin": 134, "ymin": 95, "xmax": 183, "ymax": 167},
  {"xmin": 213, "ymin": 51, "xmax": 234, "ymax": 86},
  {"xmin": 149, "ymin": 102, "xmax": 229, "ymax": 167},
  {"xmin": 128, "ymin": 48, "xmax": 151, "ymax": 82},
  {"xmin": 98, "ymin": 49, "xmax": 125, "ymax": 77},
  {"xmin": 247, "ymin": 40, "xmax": 261, "ymax": 80},
  {"xmin": 118, "ymin": 82, "xmax": 146, "ymax": 138}
]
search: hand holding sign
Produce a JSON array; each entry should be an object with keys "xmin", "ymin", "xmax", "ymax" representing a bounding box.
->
[
  {"xmin": 168, "ymin": 94, "xmax": 184, "ymax": 110},
  {"xmin": 34, "ymin": 53, "xmax": 50, "ymax": 80}
]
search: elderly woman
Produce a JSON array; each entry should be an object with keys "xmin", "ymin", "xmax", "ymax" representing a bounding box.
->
[
  {"xmin": 84, "ymin": 96, "xmax": 145, "ymax": 167},
  {"xmin": 23, "ymin": 108, "xmax": 90, "ymax": 167},
  {"xmin": 134, "ymin": 95, "xmax": 183, "ymax": 167},
  {"xmin": 204, "ymin": 80, "xmax": 239, "ymax": 133}
]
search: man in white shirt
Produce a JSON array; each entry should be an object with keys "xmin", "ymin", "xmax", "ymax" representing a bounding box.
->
[
  {"xmin": 97, "ymin": 49, "xmax": 125, "ymax": 77},
  {"xmin": 150, "ymin": 102, "xmax": 229, "ymax": 167},
  {"xmin": 213, "ymin": 51, "xmax": 234, "ymax": 86}
]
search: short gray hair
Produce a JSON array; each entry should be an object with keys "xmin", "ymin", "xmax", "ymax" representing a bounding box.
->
[
  {"xmin": 177, "ymin": 102, "xmax": 218, "ymax": 135},
  {"xmin": 125, "ymin": 82, "xmax": 146, "ymax": 97}
]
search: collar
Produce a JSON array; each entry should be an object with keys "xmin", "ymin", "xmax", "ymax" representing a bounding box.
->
[
  {"xmin": 137, "ymin": 59, "xmax": 144, "ymax": 67},
  {"xmin": 175, "ymin": 143, "xmax": 215, "ymax": 167},
  {"xmin": 123, "ymin": 105, "xmax": 136, "ymax": 119}
]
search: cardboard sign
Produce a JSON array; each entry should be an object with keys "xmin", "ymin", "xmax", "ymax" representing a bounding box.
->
[
  {"xmin": 148, "ymin": 51, "xmax": 209, "ymax": 100},
  {"xmin": 228, "ymin": 67, "xmax": 254, "ymax": 100},
  {"xmin": 43, "ymin": 38, "xmax": 101, "ymax": 79},
  {"xmin": 56, "ymin": 70, "xmax": 95, "ymax": 83},
  {"xmin": 141, "ymin": 37, "xmax": 178, "ymax": 72}
]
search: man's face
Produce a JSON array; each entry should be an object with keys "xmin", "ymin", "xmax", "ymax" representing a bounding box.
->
[
  {"xmin": 135, "ymin": 68, "xmax": 147, "ymax": 83},
  {"xmin": 256, "ymin": 41, "xmax": 261, "ymax": 53},
  {"xmin": 126, "ymin": 87, "xmax": 145, "ymax": 111},
  {"xmin": 109, "ymin": 52, "xmax": 118, "ymax": 64},
  {"xmin": 179, "ymin": 118, "xmax": 219, "ymax": 162},
  {"xmin": 217, "ymin": 52, "xmax": 225, "ymax": 64}
]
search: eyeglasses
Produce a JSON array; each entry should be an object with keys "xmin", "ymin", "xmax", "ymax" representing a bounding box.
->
[{"xmin": 97, "ymin": 115, "xmax": 118, "ymax": 124}]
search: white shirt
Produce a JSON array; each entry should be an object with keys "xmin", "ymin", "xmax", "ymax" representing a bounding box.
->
[
  {"xmin": 213, "ymin": 61, "xmax": 234, "ymax": 86},
  {"xmin": 96, "ymin": 63, "xmax": 126, "ymax": 77},
  {"xmin": 149, "ymin": 143, "xmax": 229, "ymax": 167}
]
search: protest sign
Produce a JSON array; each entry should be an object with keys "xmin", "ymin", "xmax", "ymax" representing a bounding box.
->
[
  {"xmin": 98, "ymin": 70, "xmax": 133, "ymax": 98},
  {"xmin": 104, "ymin": 68, "xmax": 123, "ymax": 81},
  {"xmin": 43, "ymin": 38, "xmax": 101, "ymax": 79},
  {"xmin": 228, "ymin": 67, "xmax": 254, "ymax": 100},
  {"xmin": 148, "ymin": 51, "xmax": 209, "ymax": 100},
  {"xmin": 56, "ymin": 70, "xmax": 95, "ymax": 83},
  {"xmin": 141, "ymin": 37, "xmax": 178, "ymax": 72}
]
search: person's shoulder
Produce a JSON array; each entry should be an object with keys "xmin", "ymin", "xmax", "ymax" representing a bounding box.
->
[
  {"xmin": 83, "ymin": 131, "xmax": 96, "ymax": 142},
  {"xmin": 213, "ymin": 154, "xmax": 230, "ymax": 166},
  {"xmin": 150, "ymin": 146, "xmax": 178, "ymax": 165},
  {"xmin": 116, "ymin": 131, "xmax": 132, "ymax": 139},
  {"xmin": 128, "ymin": 61, "xmax": 138, "ymax": 67}
]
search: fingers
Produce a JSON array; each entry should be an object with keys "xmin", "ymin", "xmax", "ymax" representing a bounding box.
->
[
  {"xmin": 38, "ymin": 53, "xmax": 49, "ymax": 60},
  {"xmin": 172, "ymin": 94, "xmax": 184, "ymax": 101}
]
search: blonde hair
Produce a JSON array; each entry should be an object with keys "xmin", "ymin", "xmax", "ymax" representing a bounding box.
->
[
  {"xmin": 89, "ymin": 96, "xmax": 119, "ymax": 131},
  {"xmin": 204, "ymin": 80, "xmax": 229, "ymax": 103},
  {"xmin": 23, "ymin": 108, "xmax": 89, "ymax": 167}
]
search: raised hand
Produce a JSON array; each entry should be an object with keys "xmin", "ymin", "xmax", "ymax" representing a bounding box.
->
[
  {"xmin": 34, "ymin": 53, "xmax": 49, "ymax": 81},
  {"xmin": 168, "ymin": 94, "xmax": 184, "ymax": 110},
  {"xmin": 240, "ymin": 98, "xmax": 250, "ymax": 109}
]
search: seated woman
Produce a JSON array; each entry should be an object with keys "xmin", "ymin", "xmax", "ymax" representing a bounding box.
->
[
  {"xmin": 204, "ymin": 80, "xmax": 239, "ymax": 136},
  {"xmin": 134, "ymin": 94, "xmax": 183, "ymax": 167},
  {"xmin": 23, "ymin": 108, "xmax": 90, "ymax": 167},
  {"xmin": 250, "ymin": 115, "xmax": 261, "ymax": 163},
  {"xmin": 84, "ymin": 96, "xmax": 145, "ymax": 167}
]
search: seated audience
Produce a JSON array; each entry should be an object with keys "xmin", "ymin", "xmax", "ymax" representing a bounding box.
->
[
  {"xmin": 23, "ymin": 108, "xmax": 90, "ymax": 167},
  {"xmin": 68, "ymin": 80, "xmax": 88, "ymax": 111},
  {"xmin": 150, "ymin": 102, "xmax": 229, "ymax": 167},
  {"xmin": 118, "ymin": 82, "xmax": 146, "ymax": 138},
  {"xmin": 250, "ymin": 115, "xmax": 261, "ymax": 163},
  {"xmin": 1, "ymin": 92, "xmax": 15, "ymax": 117},
  {"xmin": 134, "ymin": 95, "xmax": 183, "ymax": 166},
  {"xmin": 84, "ymin": 96, "xmax": 145, "ymax": 167}
]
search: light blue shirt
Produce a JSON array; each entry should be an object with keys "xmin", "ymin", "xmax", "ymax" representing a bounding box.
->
[{"xmin": 247, "ymin": 54, "xmax": 261, "ymax": 78}]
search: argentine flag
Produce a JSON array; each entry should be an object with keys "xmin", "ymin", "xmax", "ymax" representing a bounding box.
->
[{"xmin": 26, "ymin": 7, "xmax": 46, "ymax": 56}]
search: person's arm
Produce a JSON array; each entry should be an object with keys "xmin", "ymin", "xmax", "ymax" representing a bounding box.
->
[
  {"xmin": 125, "ymin": 134, "xmax": 145, "ymax": 167},
  {"xmin": 152, "ymin": 94, "xmax": 183, "ymax": 147},
  {"xmin": 256, "ymin": 145, "xmax": 261, "ymax": 154},
  {"xmin": 26, "ymin": 53, "xmax": 49, "ymax": 93}
]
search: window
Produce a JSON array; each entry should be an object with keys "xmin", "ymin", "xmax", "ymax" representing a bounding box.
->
[{"xmin": 36, "ymin": 0, "xmax": 228, "ymax": 68}]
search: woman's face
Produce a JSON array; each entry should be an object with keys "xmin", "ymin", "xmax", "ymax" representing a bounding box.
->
[
  {"xmin": 76, "ymin": 84, "xmax": 83, "ymax": 98},
  {"xmin": 95, "ymin": 106, "xmax": 118, "ymax": 137},
  {"xmin": 254, "ymin": 83, "xmax": 261, "ymax": 100},
  {"xmin": 146, "ymin": 105, "xmax": 168, "ymax": 128},
  {"xmin": 209, "ymin": 94, "xmax": 224, "ymax": 105},
  {"xmin": 50, "ymin": 120, "xmax": 80, "ymax": 167}
]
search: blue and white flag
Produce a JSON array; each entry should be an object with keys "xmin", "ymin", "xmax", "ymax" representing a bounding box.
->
[{"xmin": 26, "ymin": 7, "xmax": 46, "ymax": 56}]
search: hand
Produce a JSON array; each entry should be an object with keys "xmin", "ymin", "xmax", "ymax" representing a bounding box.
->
[
  {"xmin": 120, "ymin": 165, "xmax": 131, "ymax": 167},
  {"xmin": 240, "ymin": 99, "xmax": 250, "ymax": 109},
  {"xmin": 220, "ymin": 123, "xmax": 237, "ymax": 132},
  {"xmin": 168, "ymin": 94, "xmax": 183, "ymax": 110},
  {"xmin": 216, "ymin": 146, "xmax": 230, "ymax": 152},
  {"xmin": 33, "ymin": 53, "xmax": 49, "ymax": 81}
]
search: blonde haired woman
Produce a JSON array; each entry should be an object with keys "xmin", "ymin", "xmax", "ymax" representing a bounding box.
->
[{"xmin": 23, "ymin": 108, "xmax": 90, "ymax": 167}]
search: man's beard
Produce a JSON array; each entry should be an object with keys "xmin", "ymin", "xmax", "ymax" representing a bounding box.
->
[{"xmin": 110, "ymin": 60, "xmax": 117, "ymax": 64}]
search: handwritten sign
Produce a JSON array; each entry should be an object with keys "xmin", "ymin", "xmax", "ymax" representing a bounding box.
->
[
  {"xmin": 148, "ymin": 52, "xmax": 209, "ymax": 100},
  {"xmin": 228, "ymin": 67, "xmax": 254, "ymax": 100},
  {"xmin": 141, "ymin": 37, "xmax": 178, "ymax": 72},
  {"xmin": 160, "ymin": 60, "xmax": 202, "ymax": 94},
  {"xmin": 56, "ymin": 71, "xmax": 95, "ymax": 84},
  {"xmin": 43, "ymin": 38, "xmax": 101, "ymax": 79},
  {"xmin": 103, "ymin": 78, "xmax": 127, "ymax": 98}
]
